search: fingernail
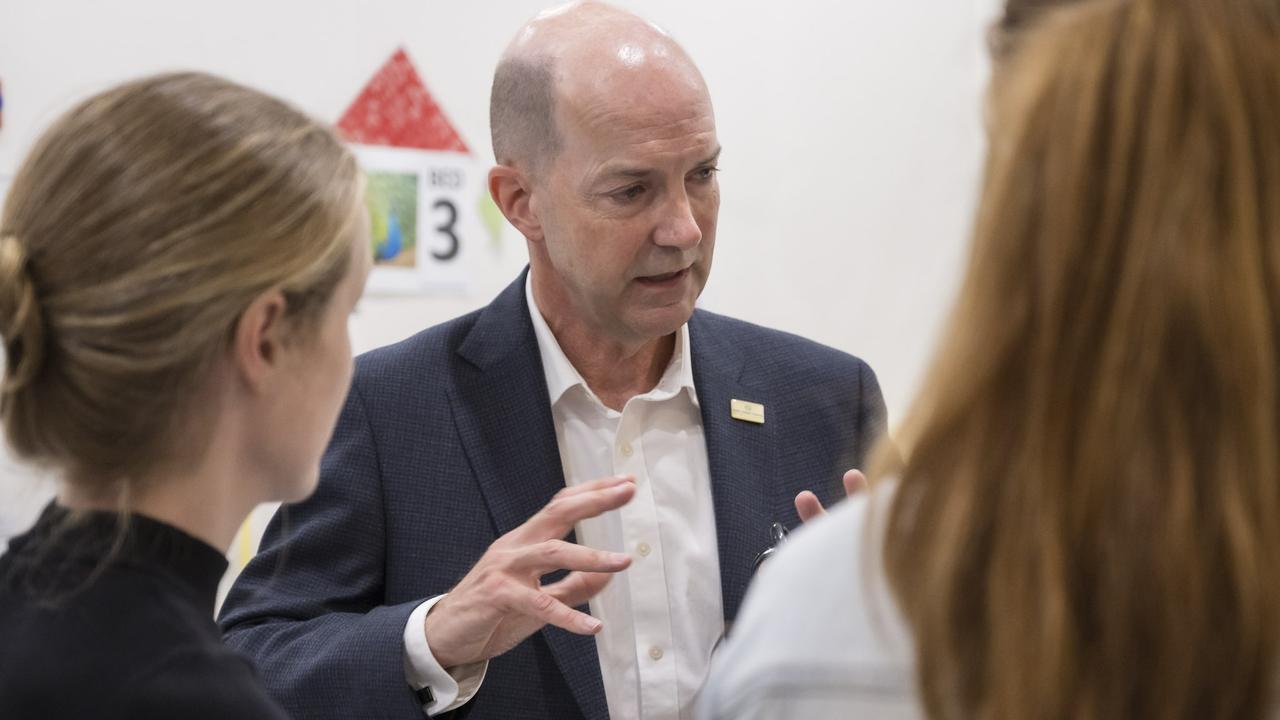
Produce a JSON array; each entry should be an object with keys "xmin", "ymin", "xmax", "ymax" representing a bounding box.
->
[{"xmin": 585, "ymin": 617, "xmax": 603, "ymax": 633}]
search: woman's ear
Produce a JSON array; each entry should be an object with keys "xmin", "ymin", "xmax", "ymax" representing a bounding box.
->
[
  {"xmin": 232, "ymin": 289, "xmax": 288, "ymax": 390},
  {"xmin": 489, "ymin": 165, "xmax": 544, "ymax": 243}
]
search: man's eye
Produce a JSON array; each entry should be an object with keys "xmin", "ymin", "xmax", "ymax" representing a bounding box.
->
[
  {"xmin": 614, "ymin": 185, "xmax": 647, "ymax": 202},
  {"xmin": 693, "ymin": 166, "xmax": 720, "ymax": 181}
]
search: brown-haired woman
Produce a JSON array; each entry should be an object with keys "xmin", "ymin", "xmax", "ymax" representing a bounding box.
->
[
  {"xmin": 0, "ymin": 72, "xmax": 371, "ymax": 718},
  {"xmin": 701, "ymin": 0, "xmax": 1280, "ymax": 718}
]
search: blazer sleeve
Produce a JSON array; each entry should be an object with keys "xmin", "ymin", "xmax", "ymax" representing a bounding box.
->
[{"xmin": 218, "ymin": 380, "xmax": 426, "ymax": 720}]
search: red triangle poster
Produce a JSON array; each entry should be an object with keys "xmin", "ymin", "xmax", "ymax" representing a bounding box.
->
[{"xmin": 338, "ymin": 48, "xmax": 470, "ymax": 154}]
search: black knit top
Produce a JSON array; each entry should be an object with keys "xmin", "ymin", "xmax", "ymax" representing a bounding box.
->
[{"xmin": 0, "ymin": 503, "xmax": 289, "ymax": 719}]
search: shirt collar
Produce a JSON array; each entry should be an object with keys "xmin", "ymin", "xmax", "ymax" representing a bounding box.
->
[{"xmin": 525, "ymin": 272, "xmax": 697, "ymax": 408}]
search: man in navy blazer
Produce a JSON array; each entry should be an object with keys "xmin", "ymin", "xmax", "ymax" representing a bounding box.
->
[{"xmin": 220, "ymin": 4, "xmax": 886, "ymax": 719}]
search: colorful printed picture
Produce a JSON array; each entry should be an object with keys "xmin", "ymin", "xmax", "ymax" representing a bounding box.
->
[{"xmin": 366, "ymin": 171, "xmax": 419, "ymax": 267}]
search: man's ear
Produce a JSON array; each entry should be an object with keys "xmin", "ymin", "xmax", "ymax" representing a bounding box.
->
[
  {"xmin": 489, "ymin": 165, "xmax": 544, "ymax": 243},
  {"xmin": 232, "ymin": 289, "xmax": 288, "ymax": 390}
]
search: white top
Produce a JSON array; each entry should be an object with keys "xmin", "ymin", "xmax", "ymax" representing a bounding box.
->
[
  {"xmin": 403, "ymin": 274, "xmax": 724, "ymax": 720},
  {"xmin": 697, "ymin": 486, "xmax": 922, "ymax": 720}
]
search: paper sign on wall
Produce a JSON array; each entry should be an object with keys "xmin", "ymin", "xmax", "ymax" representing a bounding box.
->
[{"xmin": 339, "ymin": 49, "xmax": 499, "ymax": 296}]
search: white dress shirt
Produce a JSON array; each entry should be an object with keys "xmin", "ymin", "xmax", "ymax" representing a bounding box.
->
[{"xmin": 402, "ymin": 275, "xmax": 724, "ymax": 719}]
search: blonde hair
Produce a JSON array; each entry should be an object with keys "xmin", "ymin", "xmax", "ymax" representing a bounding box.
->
[
  {"xmin": 0, "ymin": 72, "xmax": 361, "ymax": 491},
  {"xmin": 880, "ymin": 0, "xmax": 1280, "ymax": 717}
]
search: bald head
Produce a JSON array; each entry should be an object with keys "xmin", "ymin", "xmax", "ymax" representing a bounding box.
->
[{"xmin": 489, "ymin": 1, "xmax": 708, "ymax": 174}]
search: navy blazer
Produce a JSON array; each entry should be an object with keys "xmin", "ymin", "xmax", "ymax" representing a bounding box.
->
[{"xmin": 220, "ymin": 271, "xmax": 886, "ymax": 720}]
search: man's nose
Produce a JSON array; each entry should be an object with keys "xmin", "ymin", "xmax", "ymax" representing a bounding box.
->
[{"xmin": 653, "ymin": 191, "xmax": 702, "ymax": 250}]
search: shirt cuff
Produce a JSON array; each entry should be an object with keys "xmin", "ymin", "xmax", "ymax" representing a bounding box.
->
[{"xmin": 403, "ymin": 595, "xmax": 489, "ymax": 716}]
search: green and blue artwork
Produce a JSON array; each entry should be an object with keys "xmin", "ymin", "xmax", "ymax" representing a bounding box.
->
[{"xmin": 366, "ymin": 172, "xmax": 418, "ymax": 267}]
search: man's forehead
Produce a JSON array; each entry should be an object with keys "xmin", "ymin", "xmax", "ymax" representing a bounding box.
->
[
  {"xmin": 567, "ymin": 127, "xmax": 720, "ymax": 187},
  {"xmin": 561, "ymin": 93, "xmax": 717, "ymax": 156},
  {"xmin": 559, "ymin": 53, "xmax": 712, "ymax": 127},
  {"xmin": 592, "ymin": 144, "xmax": 722, "ymax": 178}
]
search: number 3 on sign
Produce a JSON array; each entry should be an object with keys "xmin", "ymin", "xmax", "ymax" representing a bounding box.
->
[{"xmin": 431, "ymin": 198, "xmax": 459, "ymax": 262}]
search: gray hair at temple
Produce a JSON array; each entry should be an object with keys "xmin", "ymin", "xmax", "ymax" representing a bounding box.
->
[{"xmin": 489, "ymin": 56, "xmax": 560, "ymax": 174}]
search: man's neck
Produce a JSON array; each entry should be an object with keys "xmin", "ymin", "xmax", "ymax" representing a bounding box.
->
[
  {"xmin": 529, "ymin": 267, "xmax": 682, "ymax": 411},
  {"xmin": 552, "ymin": 321, "xmax": 675, "ymax": 412}
]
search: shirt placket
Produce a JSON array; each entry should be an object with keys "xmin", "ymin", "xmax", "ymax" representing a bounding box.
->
[{"xmin": 613, "ymin": 399, "xmax": 680, "ymax": 720}]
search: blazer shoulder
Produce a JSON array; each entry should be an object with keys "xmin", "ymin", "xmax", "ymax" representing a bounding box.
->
[
  {"xmin": 352, "ymin": 307, "xmax": 484, "ymax": 383},
  {"xmin": 691, "ymin": 309, "xmax": 872, "ymax": 377}
]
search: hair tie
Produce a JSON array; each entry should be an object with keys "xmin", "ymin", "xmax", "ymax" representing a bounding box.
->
[{"xmin": 0, "ymin": 233, "xmax": 45, "ymax": 394}]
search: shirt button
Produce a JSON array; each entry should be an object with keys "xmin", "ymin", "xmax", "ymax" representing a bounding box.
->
[
  {"xmin": 649, "ymin": 646, "xmax": 664, "ymax": 661},
  {"xmin": 620, "ymin": 442, "xmax": 634, "ymax": 457},
  {"xmin": 637, "ymin": 542, "xmax": 651, "ymax": 557}
]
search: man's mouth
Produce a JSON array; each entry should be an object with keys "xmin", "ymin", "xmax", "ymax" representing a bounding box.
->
[{"xmin": 636, "ymin": 267, "xmax": 689, "ymax": 285}]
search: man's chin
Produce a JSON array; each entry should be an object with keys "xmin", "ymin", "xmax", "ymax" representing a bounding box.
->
[{"xmin": 626, "ymin": 301, "xmax": 696, "ymax": 339}]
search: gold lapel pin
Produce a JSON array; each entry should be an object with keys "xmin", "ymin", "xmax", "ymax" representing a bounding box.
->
[{"xmin": 730, "ymin": 399, "xmax": 765, "ymax": 425}]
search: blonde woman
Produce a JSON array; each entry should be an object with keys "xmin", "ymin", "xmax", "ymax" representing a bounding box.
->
[
  {"xmin": 0, "ymin": 72, "xmax": 371, "ymax": 718},
  {"xmin": 701, "ymin": 0, "xmax": 1280, "ymax": 718}
]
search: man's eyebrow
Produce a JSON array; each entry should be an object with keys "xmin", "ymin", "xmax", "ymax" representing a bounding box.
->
[
  {"xmin": 595, "ymin": 148, "xmax": 723, "ymax": 184},
  {"xmin": 697, "ymin": 147, "xmax": 723, "ymax": 166},
  {"xmin": 597, "ymin": 167, "xmax": 653, "ymax": 181}
]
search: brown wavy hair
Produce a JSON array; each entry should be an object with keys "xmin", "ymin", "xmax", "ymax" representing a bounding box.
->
[
  {"xmin": 988, "ymin": 0, "xmax": 1087, "ymax": 60},
  {"xmin": 0, "ymin": 72, "xmax": 361, "ymax": 493},
  {"xmin": 879, "ymin": 0, "xmax": 1280, "ymax": 717}
]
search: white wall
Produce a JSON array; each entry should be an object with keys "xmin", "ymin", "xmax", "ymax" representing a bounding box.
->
[{"xmin": 0, "ymin": 1, "xmax": 997, "ymax": 550}]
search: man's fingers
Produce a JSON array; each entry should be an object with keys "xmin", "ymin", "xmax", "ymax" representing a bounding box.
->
[
  {"xmin": 544, "ymin": 570, "xmax": 614, "ymax": 609},
  {"xmin": 516, "ymin": 478, "xmax": 636, "ymax": 541},
  {"xmin": 512, "ymin": 539, "xmax": 631, "ymax": 575},
  {"xmin": 794, "ymin": 490, "xmax": 825, "ymax": 523},
  {"xmin": 843, "ymin": 469, "xmax": 867, "ymax": 497},
  {"xmin": 796, "ymin": 470, "xmax": 868, "ymax": 524},
  {"xmin": 516, "ymin": 585, "xmax": 604, "ymax": 635},
  {"xmin": 551, "ymin": 474, "xmax": 635, "ymax": 498}
]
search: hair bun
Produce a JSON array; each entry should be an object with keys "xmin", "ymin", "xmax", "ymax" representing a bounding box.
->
[{"xmin": 0, "ymin": 234, "xmax": 46, "ymax": 396}]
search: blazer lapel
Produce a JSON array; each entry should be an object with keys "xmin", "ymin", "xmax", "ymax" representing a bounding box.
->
[
  {"xmin": 688, "ymin": 312, "xmax": 778, "ymax": 624},
  {"xmin": 449, "ymin": 270, "xmax": 609, "ymax": 720}
]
